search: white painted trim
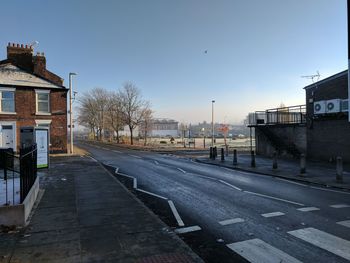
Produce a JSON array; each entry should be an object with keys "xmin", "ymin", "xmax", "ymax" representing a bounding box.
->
[
  {"xmin": 35, "ymin": 119, "xmax": 52, "ymax": 125},
  {"xmin": 34, "ymin": 89, "xmax": 50, "ymax": 94},
  {"xmin": 0, "ymin": 87, "xmax": 15, "ymax": 92}
]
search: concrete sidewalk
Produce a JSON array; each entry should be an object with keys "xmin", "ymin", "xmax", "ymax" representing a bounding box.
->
[
  {"xmin": 196, "ymin": 154, "xmax": 350, "ymax": 191},
  {"xmin": 0, "ymin": 156, "xmax": 203, "ymax": 263}
]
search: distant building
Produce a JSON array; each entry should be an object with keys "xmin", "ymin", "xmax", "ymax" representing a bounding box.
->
[
  {"xmin": 0, "ymin": 43, "xmax": 67, "ymax": 153},
  {"xmin": 150, "ymin": 118, "xmax": 178, "ymax": 137}
]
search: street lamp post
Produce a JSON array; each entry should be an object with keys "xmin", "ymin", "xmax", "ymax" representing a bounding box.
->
[
  {"xmin": 211, "ymin": 100, "xmax": 215, "ymax": 147},
  {"xmin": 69, "ymin": 72, "xmax": 77, "ymax": 154},
  {"xmin": 201, "ymin": 127, "xmax": 206, "ymax": 148}
]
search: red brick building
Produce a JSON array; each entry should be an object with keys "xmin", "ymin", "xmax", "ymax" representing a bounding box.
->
[{"xmin": 0, "ymin": 43, "xmax": 67, "ymax": 153}]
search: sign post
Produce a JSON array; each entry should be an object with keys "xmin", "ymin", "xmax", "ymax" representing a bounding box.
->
[{"xmin": 35, "ymin": 128, "xmax": 49, "ymax": 168}]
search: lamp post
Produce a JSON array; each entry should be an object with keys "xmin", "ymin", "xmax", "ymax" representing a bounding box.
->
[
  {"xmin": 69, "ymin": 72, "xmax": 77, "ymax": 154},
  {"xmin": 201, "ymin": 127, "xmax": 206, "ymax": 148},
  {"xmin": 211, "ymin": 100, "xmax": 215, "ymax": 147}
]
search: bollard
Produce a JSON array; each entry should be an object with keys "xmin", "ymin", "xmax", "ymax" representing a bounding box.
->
[
  {"xmin": 272, "ymin": 151, "xmax": 278, "ymax": 169},
  {"xmin": 336, "ymin": 156, "xmax": 343, "ymax": 182},
  {"xmin": 225, "ymin": 145, "xmax": 229, "ymax": 157},
  {"xmin": 213, "ymin": 147, "xmax": 217, "ymax": 160},
  {"xmin": 209, "ymin": 147, "xmax": 213, "ymax": 159},
  {"xmin": 221, "ymin": 148, "xmax": 225, "ymax": 161},
  {"xmin": 233, "ymin": 149, "xmax": 237, "ymax": 165},
  {"xmin": 300, "ymin": 153, "xmax": 306, "ymax": 175},
  {"xmin": 251, "ymin": 150, "xmax": 256, "ymax": 167}
]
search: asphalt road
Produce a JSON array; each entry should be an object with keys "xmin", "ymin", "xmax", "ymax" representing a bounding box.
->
[{"xmin": 78, "ymin": 141, "xmax": 350, "ymax": 263}]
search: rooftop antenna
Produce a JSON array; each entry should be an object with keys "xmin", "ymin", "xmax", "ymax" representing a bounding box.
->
[{"xmin": 301, "ymin": 71, "xmax": 320, "ymax": 83}]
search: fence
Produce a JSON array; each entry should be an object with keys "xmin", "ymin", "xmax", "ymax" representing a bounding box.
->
[
  {"xmin": 248, "ymin": 105, "xmax": 306, "ymax": 126},
  {"xmin": 1, "ymin": 144, "xmax": 37, "ymax": 205}
]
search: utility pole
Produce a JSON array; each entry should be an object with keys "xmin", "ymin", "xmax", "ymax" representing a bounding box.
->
[
  {"xmin": 69, "ymin": 72, "xmax": 77, "ymax": 154},
  {"xmin": 211, "ymin": 100, "xmax": 215, "ymax": 147},
  {"xmin": 348, "ymin": 0, "xmax": 350, "ymax": 122}
]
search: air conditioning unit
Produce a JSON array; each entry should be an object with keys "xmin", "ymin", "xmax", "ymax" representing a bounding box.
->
[
  {"xmin": 326, "ymin": 99, "xmax": 341, "ymax": 113},
  {"xmin": 314, "ymin": 101, "xmax": 326, "ymax": 114},
  {"xmin": 341, "ymin": 99, "xmax": 349, "ymax": 112}
]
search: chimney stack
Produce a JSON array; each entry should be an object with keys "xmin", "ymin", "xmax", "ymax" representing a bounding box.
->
[{"xmin": 7, "ymin": 42, "xmax": 34, "ymax": 72}]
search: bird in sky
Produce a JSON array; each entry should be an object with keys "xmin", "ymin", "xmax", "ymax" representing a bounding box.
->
[{"xmin": 204, "ymin": 50, "xmax": 208, "ymax": 54}]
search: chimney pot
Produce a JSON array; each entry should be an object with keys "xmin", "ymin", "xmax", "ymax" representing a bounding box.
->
[
  {"xmin": 8, "ymin": 42, "xmax": 10, "ymax": 46},
  {"xmin": 37, "ymin": 52, "xmax": 40, "ymax": 55},
  {"xmin": 25, "ymin": 44, "xmax": 28, "ymax": 48},
  {"xmin": 12, "ymin": 43, "xmax": 15, "ymax": 47},
  {"xmin": 16, "ymin": 44, "xmax": 19, "ymax": 47},
  {"xmin": 21, "ymin": 44, "xmax": 23, "ymax": 48},
  {"xmin": 41, "ymin": 52, "xmax": 45, "ymax": 56}
]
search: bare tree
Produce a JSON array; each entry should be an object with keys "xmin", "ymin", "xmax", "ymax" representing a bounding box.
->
[
  {"xmin": 105, "ymin": 91, "xmax": 125, "ymax": 143},
  {"xmin": 78, "ymin": 88, "xmax": 109, "ymax": 140},
  {"xmin": 120, "ymin": 82, "xmax": 150, "ymax": 145},
  {"xmin": 140, "ymin": 108, "xmax": 153, "ymax": 146}
]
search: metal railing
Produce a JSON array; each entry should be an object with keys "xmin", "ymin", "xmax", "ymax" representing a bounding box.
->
[
  {"xmin": 1, "ymin": 144, "xmax": 37, "ymax": 205},
  {"xmin": 248, "ymin": 105, "xmax": 306, "ymax": 126}
]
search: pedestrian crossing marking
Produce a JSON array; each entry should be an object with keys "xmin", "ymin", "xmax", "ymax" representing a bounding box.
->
[
  {"xmin": 330, "ymin": 204, "xmax": 350, "ymax": 209},
  {"xmin": 288, "ymin": 227, "xmax": 350, "ymax": 260},
  {"xmin": 219, "ymin": 218, "xmax": 244, "ymax": 226},
  {"xmin": 297, "ymin": 207, "xmax": 319, "ymax": 212},
  {"xmin": 337, "ymin": 220, "xmax": 350, "ymax": 228},
  {"xmin": 261, "ymin": 212, "xmax": 285, "ymax": 218},
  {"xmin": 227, "ymin": 238, "xmax": 302, "ymax": 263}
]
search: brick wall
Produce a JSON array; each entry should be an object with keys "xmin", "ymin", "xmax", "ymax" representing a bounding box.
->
[
  {"xmin": 305, "ymin": 71, "xmax": 350, "ymax": 162},
  {"xmin": 0, "ymin": 87, "xmax": 67, "ymax": 153}
]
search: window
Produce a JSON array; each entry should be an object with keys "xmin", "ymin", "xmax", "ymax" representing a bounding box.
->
[
  {"xmin": 36, "ymin": 90, "xmax": 50, "ymax": 114},
  {"xmin": 0, "ymin": 88, "xmax": 15, "ymax": 113}
]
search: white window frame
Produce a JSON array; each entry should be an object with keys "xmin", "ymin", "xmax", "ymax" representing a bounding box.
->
[
  {"xmin": 35, "ymin": 89, "xmax": 51, "ymax": 115},
  {"xmin": 0, "ymin": 87, "xmax": 16, "ymax": 114}
]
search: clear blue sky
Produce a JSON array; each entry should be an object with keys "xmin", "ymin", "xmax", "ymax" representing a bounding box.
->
[{"xmin": 0, "ymin": 0, "xmax": 347, "ymax": 124}]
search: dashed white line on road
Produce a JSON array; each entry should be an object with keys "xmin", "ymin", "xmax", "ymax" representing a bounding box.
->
[
  {"xmin": 337, "ymin": 220, "xmax": 350, "ymax": 228},
  {"xmin": 112, "ymin": 150, "xmax": 122, "ymax": 153},
  {"xmin": 227, "ymin": 238, "xmax": 302, "ymax": 263},
  {"xmin": 177, "ymin": 168, "xmax": 186, "ymax": 173},
  {"xmin": 175, "ymin": 225, "xmax": 201, "ymax": 234},
  {"xmin": 297, "ymin": 207, "xmax": 320, "ymax": 212},
  {"xmin": 288, "ymin": 227, "xmax": 350, "ymax": 260},
  {"xmin": 154, "ymin": 160, "xmax": 159, "ymax": 165},
  {"xmin": 136, "ymin": 188, "xmax": 168, "ymax": 200},
  {"xmin": 129, "ymin": 154, "xmax": 141, "ymax": 159},
  {"xmin": 219, "ymin": 218, "xmax": 244, "ymax": 226},
  {"xmin": 243, "ymin": 191, "xmax": 304, "ymax": 206},
  {"xmin": 275, "ymin": 178, "xmax": 307, "ymax": 187},
  {"xmin": 219, "ymin": 180, "xmax": 242, "ymax": 191},
  {"xmin": 168, "ymin": 200, "xmax": 185, "ymax": 227},
  {"xmin": 310, "ymin": 186, "xmax": 350, "ymax": 195},
  {"xmin": 330, "ymin": 204, "xmax": 350, "ymax": 208},
  {"xmin": 261, "ymin": 212, "xmax": 285, "ymax": 218}
]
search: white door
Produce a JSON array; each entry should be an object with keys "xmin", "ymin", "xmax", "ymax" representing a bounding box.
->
[{"xmin": 2, "ymin": 125, "xmax": 14, "ymax": 149}]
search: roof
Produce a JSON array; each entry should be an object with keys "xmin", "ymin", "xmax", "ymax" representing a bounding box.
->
[
  {"xmin": 303, "ymin": 70, "xmax": 348, "ymax": 90},
  {"xmin": 0, "ymin": 63, "xmax": 65, "ymax": 89}
]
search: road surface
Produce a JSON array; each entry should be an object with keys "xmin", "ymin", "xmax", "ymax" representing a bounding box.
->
[{"xmin": 78, "ymin": 141, "xmax": 350, "ymax": 263}]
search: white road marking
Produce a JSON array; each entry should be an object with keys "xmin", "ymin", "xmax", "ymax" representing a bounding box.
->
[
  {"xmin": 175, "ymin": 225, "xmax": 201, "ymax": 234},
  {"xmin": 297, "ymin": 207, "xmax": 320, "ymax": 212},
  {"xmin": 330, "ymin": 204, "xmax": 350, "ymax": 208},
  {"xmin": 115, "ymin": 171, "xmax": 137, "ymax": 188},
  {"xmin": 136, "ymin": 188, "xmax": 168, "ymax": 200},
  {"xmin": 310, "ymin": 186, "xmax": 350, "ymax": 195},
  {"xmin": 261, "ymin": 212, "xmax": 285, "ymax": 218},
  {"xmin": 112, "ymin": 150, "xmax": 122, "ymax": 153},
  {"xmin": 219, "ymin": 180, "xmax": 242, "ymax": 191},
  {"xmin": 154, "ymin": 160, "xmax": 159, "ymax": 165},
  {"xmin": 227, "ymin": 238, "xmax": 302, "ymax": 263},
  {"xmin": 219, "ymin": 218, "xmax": 244, "ymax": 226},
  {"xmin": 288, "ymin": 227, "xmax": 350, "ymax": 260},
  {"xmin": 168, "ymin": 200, "xmax": 185, "ymax": 227},
  {"xmin": 244, "ymin": 191, "xmax": 304, "ymax": 206},
  {"xmin": 275, "ymin": 178, "xmax": 307, "ymax": 187},
  {"xmin": 129, "ymin": 154, "xmax": 141, "ymax": 159},
  {"xmin": 337, "ymin": 220, "xmax": 350, "ymax": 228},
  {"xmin": 88, "ymin": 156, "xmax": 98, "ymax": 162},
  {"xmin": 177, "ymin": 168, "xmax": 186, "ymax": 173}
]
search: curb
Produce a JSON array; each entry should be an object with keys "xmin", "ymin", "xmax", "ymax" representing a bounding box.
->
[{"xmin": 195, "ymin": 158, "xmax": 350, "ymax": 192}]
